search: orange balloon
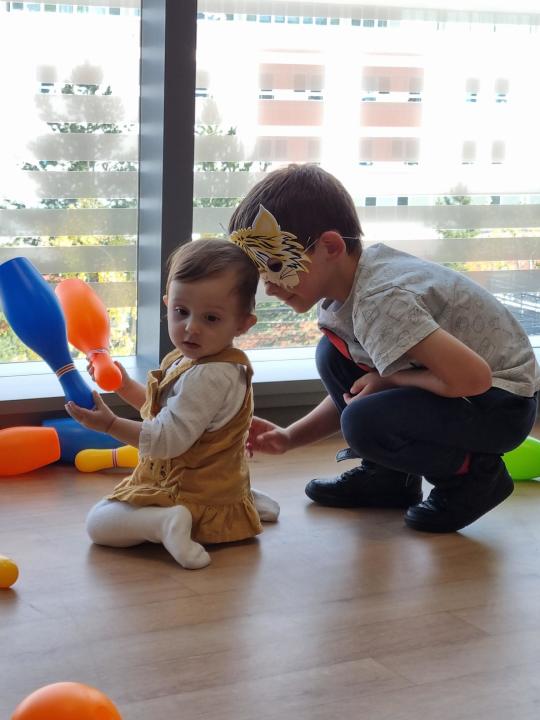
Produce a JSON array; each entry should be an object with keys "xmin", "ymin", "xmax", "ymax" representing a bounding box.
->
[
  {"xmin": 11, "ymin": 682, "xmax": 122, "ymax": 720},
  {"xmin": 0, "ymin": 427, "xmax": 60, "ymax": 476},
  {"xmin": 55, "ymin": 279, "xmax": 122, "ymax": 392}
]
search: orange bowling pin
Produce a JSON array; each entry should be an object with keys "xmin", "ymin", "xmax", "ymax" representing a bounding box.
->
[
  {"xmin": 0, "ymin": 427, "xmax": 60, "ymax": 476},
  {"xmin": 75, "ymin": 445, "xmax": 139, "ymax": 472},
  {"xmin": 55, "ymin": 278, "xmax": 122, "ymax": 392}
]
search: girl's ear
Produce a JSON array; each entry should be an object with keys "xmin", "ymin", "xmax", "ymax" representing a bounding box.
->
[
  {"xmin": 236, "ymin": 313, "xmax": 257, "ymax": 337},
  {"xmin": 162, "ymin": 294, "xmax": 168, "ymax": 307}
]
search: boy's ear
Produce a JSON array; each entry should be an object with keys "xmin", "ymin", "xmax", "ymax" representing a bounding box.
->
[
  {"xmin": 236, "ymin": 312, "xmax": 257, "ymax": 336},
  {"xmin": 162, "ymin": 294, "xmax": 168, "ymax": 307},
  {"xmin": 318, "ymin": 231, "xmax": 346, "ymax": 259}
]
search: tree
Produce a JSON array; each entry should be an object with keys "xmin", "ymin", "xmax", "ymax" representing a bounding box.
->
[{"xmin": 1, "ymin": 68, "xmax": 137, "ymax": 362}]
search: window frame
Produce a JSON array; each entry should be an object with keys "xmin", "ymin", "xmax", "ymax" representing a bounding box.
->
[{"xmin": 137, "ymin": 0, "xmax": 196, "ymax": 369}]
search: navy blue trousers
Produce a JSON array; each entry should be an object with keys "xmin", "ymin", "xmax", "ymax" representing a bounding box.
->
[{"xmin": 316, "ymin": 335, "xmax": 538, "ymax": 478}]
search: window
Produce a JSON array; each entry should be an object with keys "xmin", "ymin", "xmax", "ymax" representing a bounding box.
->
[
  {"xmin": 2, "ymin": 2, "xmax": 540, "ymax": 418},
  {"xmin": 0, "ymin": 1, "xmax": 140, "ymax": 370},
  {"xmin": 196, "ymin": 1, "xmax": 540, "ymax": 350},
  {"xmin": 0, "ymin": 1, "xmax": 200, "ymax": 417}
]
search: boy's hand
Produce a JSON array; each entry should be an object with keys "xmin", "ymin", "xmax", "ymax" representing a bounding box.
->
[
  {"xmin": 65, "ymin": 390, "xmax": 117, "ymax": 434},
  {"xmin": 344, "ymin": 372, "xmax": 395, "ymax": 403},
  {"xmin": 247, "ymin": 416, "xmax": 291, "ymax": 455}
]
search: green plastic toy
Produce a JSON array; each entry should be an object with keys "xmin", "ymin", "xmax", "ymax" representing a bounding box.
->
[{"xmin": 502, "ymin": 436, "xmax": 540, "ymax": 481}]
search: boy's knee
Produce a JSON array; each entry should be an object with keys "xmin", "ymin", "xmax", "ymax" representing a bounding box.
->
[
  {"xmin": 341, "ymin": 400, "xmax": 381, "ymax": 456},
  {"xmin": 315, "ymin": 335, "xmax": 333, "ymax": 373},
  {"xmin": 315, "ymin": 336, "xmax": 348, "ymax": 381}
]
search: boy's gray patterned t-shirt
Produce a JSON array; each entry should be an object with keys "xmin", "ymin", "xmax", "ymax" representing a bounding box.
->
[{"xmin": 317, "ymin": 243, "xmax": 540, "ymax": 397}]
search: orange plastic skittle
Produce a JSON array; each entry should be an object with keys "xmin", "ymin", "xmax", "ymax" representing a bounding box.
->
[
  {"xmin": 0, "ymin": 427, "xmax": 60, "ymax": 476},
  {"xmin": 55, "ymin": 278, "xmax": 122, "ymax": 392}
]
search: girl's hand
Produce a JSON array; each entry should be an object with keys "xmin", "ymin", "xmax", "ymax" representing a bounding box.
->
[
  {"xmin": 87, "ymin": 360, "xmax": 130, "ymax": 391},
  {"xmin": 113, "ymin": 361, "xmax": 132, "ymax": 391},
  {"xmin": 247, "ymin": 416, "xmax": 291, "ymax": 456},
  {"xmin": 86, "ymin": 358, "xmax": 96, "ymax": 382},
  {"xmin": 65, "ymin": 390, "xmax": 117, "ymax": 434},
  {"xmin": 343, "ymin": 372, "xmax": 396, "ymax": 403}
]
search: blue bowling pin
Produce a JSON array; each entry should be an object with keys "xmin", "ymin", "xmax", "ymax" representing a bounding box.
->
[
  {"xmin": 0, "ymin": 257, "xmax": 94, "ymax": 409},
  {"xmin": 42, "ymin": 417, "xmax": 119, "ymax": 463}
]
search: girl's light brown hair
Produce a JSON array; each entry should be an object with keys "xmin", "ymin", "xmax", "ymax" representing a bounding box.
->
[{"xmin": 166, "ymin": 239, "xmax": 259, "ymax": 312}]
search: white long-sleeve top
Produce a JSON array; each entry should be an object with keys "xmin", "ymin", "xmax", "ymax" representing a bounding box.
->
[{"xmin": 138, "ymin": 361, "xmax": 247, "ymax": 460}]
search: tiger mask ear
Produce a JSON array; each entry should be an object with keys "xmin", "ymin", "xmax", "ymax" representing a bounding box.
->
[{"xmin": 229, "ymin": 205, "xmax": 311, "ymax": 289}]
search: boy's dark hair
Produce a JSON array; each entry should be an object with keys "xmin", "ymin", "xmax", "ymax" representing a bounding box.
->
[
  {"xmin": 166, "ymin": 239, "xmax": 259, "ymax": 313},
  {"xmin": 228, "ymin": 164, "xmax": 363, "ymax": 254}
]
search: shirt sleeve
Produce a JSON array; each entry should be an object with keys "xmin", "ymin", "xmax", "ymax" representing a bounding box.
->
[
  {"xmin": 353, "ymin": 287, "xmax": 439, "ymax": 376},
  {"xmin": 139, "ymin": 363, "xmax": 246, "ymax": 459}
]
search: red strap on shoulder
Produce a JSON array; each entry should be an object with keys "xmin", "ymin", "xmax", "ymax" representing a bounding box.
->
[{"xmin": 319, "ymin": 326, "xmax": 371, "ymax": 372}]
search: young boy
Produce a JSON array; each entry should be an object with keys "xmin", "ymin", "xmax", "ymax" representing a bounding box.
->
[
  {"xmin": 66, "ymin": 239, "xmax": 279, "ymax": 568},
  {"xmin": 228, "ymin": 164, "xmax": 539, "ymax": 533}
]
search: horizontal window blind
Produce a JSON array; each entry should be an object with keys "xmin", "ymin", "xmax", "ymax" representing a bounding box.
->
[
  {"xmin": 199, "ymin": 1, "xmax": 540, "ymax": 22},
  {"xmin": 0, "ymin": 1, "xmax": 140, "ymax": 365},
  {"xmin": 194, "ymin": 2, "xmax": 540, "ymax": 349}
]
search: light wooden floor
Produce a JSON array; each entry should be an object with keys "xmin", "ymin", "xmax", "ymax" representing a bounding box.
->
[{"xmin": 2, "ymin": 436, "xmax": 540, "ymax": 719}]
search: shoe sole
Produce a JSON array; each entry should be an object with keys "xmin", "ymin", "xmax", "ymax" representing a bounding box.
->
[
  {"xmin": 404, "ymin": 472, "xmax": 514, "ymax": 533},
  {"xmin": 305, "ymin": 485, "xmax": 423, "ymax": 510}
]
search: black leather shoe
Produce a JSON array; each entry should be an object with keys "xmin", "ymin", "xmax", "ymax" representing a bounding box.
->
[
  {"xmin": 404, "ymin": 454, "xmax": 513, "ymax": 533},
  {"xmin": 305, "ymin": 458, "xmax": 423, "ymax": 509}
]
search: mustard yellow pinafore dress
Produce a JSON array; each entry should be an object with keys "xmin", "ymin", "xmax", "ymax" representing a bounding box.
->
[{"xmin": 108, "ymin": 347, "xmax": 262, "ymax": 544}]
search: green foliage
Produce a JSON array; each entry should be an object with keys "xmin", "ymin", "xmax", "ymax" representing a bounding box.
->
[
  {"xmin": 193, "ymin": 122, "xmax": 270, "ymax": 207},
  {"xmin": 238, "ymin": 301, "xmax": 320, "ymax": 350},
  {"xmin": 436, "ymin": 191, "xmax": 479, "ymax": 241},
  {"xmin": 1, "ymin": 71, "xmax": 137, "ymax": 364}
]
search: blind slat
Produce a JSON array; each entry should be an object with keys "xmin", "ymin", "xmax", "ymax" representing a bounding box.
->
[
  {"xmin": 35, "ymin": 63, "xmax": 140, "ymax": 85},
  {"xmin": 51, "ymin": 280, "xmax": 136, "ymax": 308},
  {"xmin": 7, "ymin": 134, "xmax": 139, "ymax": 162},
  {"xmin": 195, "ymin": 134, "xmax": 321, "ymax": 162},
  {"xmin": 193, "ymin": 204, "xmax": 540, "ymax": 234},
  {"xmin": 465, "ymin": 269, "xmax": 540, "ymax": 294},
  {"xmin": 194, "ymin": 171, "xmax": 266, "ymax": 198},
  {"xmin": 0, "ymin": 280, "xmax": 135, "ymax": 309},
  {"xmin": 34, "ymin": 95, "xmax": 139, "ymax": 124},
  {"xmin": 0, "ymin": 208, "xmax": 137, "ymax": 236},
  {"xmin": 0, "ymin": 245, "xmax": 136, "ymax": 273},
  {"xmin": 383, "ymin": 237, "xmax": 540, "ymax": 264},
  {"xmin": 198, "ymin": 2, "xmax": 540, "ymax": 23},
  {"xmin": 11, "ymin": 1, "xmax": 141, "ymax": 6},
  {"xmin": 1, "ymin": 171, "xmax": 138, "ymax": 200},
  {"xmin": 359, "ymin": 204, "xmax": 540, "ymax": 230},
  {"xmin": 194, "ymin": 168, "xmax": 540, "ymax": 198}
]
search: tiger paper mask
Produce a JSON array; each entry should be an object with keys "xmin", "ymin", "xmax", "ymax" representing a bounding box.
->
[{"xmin": 229, "ymin": 205, "xmax": 312, "ymax": 289}]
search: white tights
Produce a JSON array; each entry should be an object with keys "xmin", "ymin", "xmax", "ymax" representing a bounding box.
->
[{"xmin": 86, "ymin": 488, "xmax": 279, "ymax": 570}]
